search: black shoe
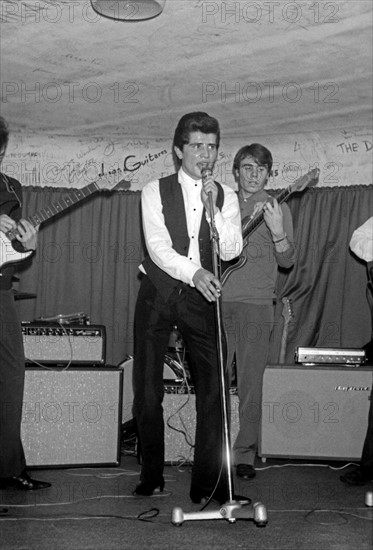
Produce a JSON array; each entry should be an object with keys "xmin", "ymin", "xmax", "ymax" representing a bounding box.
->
[
  {"xmin": 132, "ymin": 477, "xmax": 165, "ymax": 496},
  {"xmin": 340, "ymin": 468, "xmax": 372, "ymax": 486},
  {"xmin": 190, "ymin": 486, "xmax": 251, "ymax": 505},
  {"xmin": 0, "ymin": 471, "xmax": 51, "ymax": 491},
  {"xmin": 236, "ymin": 464, "xmax": 256, "ymax": 479}
]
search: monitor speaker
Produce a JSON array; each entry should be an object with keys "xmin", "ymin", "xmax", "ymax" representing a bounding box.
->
[
  {"xmin": 260, "ymin": 365, "xmax": 372, "ymax": 461},
  {"xmin": 21, "ymin": 367, "xmax": 122, "ymax": 467}
]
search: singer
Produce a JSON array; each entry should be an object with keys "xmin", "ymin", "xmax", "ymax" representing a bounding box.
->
[{"xmin": 132, "ymin": 112, "xmax": 243, "ymax": 503}]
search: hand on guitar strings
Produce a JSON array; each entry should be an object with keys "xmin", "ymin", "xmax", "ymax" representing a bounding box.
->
[
  {"xmin": 0, "ymin": 214, "xmax": 17, "ymax": 235},
  {"xmin": 262, "ymin": 198, "xmax": 286, "ymax": 240},
  {"xmin": 14, "ymin": 219, "xmax": 39, "ymax": 251}
]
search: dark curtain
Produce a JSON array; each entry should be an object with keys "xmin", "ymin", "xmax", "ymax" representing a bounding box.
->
[
  {"xmin": 13, "ymin": 184, "xmax": 372, "ymax": 367},
  {"xmin": 15, "ymin": 188, "xmax": 144, "ymax": 367},
  {"xmin": 269, "ymin": 185, "xmax": 373, "ymax": 364}
]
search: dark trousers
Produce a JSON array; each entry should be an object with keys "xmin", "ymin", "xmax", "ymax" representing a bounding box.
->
[
  {"xmin": 361, "ymin": 264, "xmax": 373, "ymax": 474},
  {"xmin": 0, "ymin": 289, "xmax": 26, "ymax": 478},
  {"xmin": 133, "ymin": 276, "xmax": 228, "ymax": 497},
  {"xmin": 361, "ymin": 386, "xmax": 373, "ymax": 477}
]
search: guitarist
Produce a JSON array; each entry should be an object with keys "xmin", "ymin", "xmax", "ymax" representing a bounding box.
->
[
  {"xmin": 222, "ymin": 144, "xmax": 295, "ymax": 480},
  {"xmin": 340, "ymin": 217, "xmax": 373, "ymax": 486},
  {"xmin": 0, "ymin": 117, "xmax": 51, "ymax": 491}
]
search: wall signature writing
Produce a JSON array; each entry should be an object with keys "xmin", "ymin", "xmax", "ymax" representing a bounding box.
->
[{"xmin": 123, "ymin": 150, "xmax": 168, "ymax": 172}]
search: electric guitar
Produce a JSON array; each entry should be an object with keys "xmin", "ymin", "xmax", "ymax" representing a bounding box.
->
[
  {"xmin": 0, "ymin": 173, "xmax": 121, "ymax": 269},
  {"xmin": 221, "ymin": 168, "xmax": 320, "ymax": 285},
  {"xmin": 279, "ymin": 296, "xmax": 295, "ymax": 364}
]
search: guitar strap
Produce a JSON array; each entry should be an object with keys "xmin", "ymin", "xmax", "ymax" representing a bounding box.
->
[{"xmin": 1, "ymin": 173, "xmax": 22, "ymax": 208}]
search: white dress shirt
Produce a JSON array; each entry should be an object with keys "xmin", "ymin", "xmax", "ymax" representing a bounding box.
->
[
  {"xmin": 350, "ymin": 216, "xmax": 373, "ymax": 262},
  {"xmin": 140, "ymin": 167, "xmax": 242, "ymax": 285}
]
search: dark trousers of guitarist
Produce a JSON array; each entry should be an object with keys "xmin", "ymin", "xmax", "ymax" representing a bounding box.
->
[
  {"xmin": 0, "ymin": 287, "xmax": 27, "ymax": 478},
  {"xmin": 0, "ymin": 174, "xmax": 27, "ymax": 479}
]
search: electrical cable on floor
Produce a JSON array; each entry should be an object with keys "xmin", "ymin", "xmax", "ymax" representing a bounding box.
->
[
  {"xmin": 0, "ymin": 512, "xmax": 164, "ymax": 523},
  {"xmin": 64, "ymin": 467, "xmax": 140, "ymax": 478},
  {"xmin": 304, "ymin": 507, "xmax": 373, "ymax": 524},
  {"xmin": 167, "ymin": 455, "xmax": 194, "ymax": 470},
  {"xmin": 136, "ymin": 508, "xmax": 160, "ymax": 521},
  {"xmin": 255, "ymin": 462, "xmax": 360, "ymax": 471},
  {"xmin": 165, "ymin": 381, "xmax": 195, "ymax": 449},
  {"xmin": 1, "ymin": 507, "xmax": 371, "ymax": 525},
  {"xmin": 0, "ymin": 491, "xmax": 172, "ymax": 509}
]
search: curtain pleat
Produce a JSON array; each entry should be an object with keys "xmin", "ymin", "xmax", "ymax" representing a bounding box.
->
[
  {"xmin": 15, "ymin": 188, "xmax": 144, "ymax": 366},
  {"xmin": 270, "ymin": 185, "xmax": 373, "ymax": 364}
]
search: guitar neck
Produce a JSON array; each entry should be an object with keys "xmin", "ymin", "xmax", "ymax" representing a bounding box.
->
[
  {"xmin": 279, "ymin": 326, "xmax": 289, "ymax": 364},
  {"xmin": 26, "ymin": 182, "xmax": 100, "ymax": 228},
  {"xmin": 242, "ymin": 186, "xmax": 292, "ymax": 243}
]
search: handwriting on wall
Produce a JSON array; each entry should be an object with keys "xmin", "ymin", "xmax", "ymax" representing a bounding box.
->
[
  {"xmin": 336, "ymin": 140, "xmax": 372, "ymax": 154},
  {"xmin": 3, "ymin": 127, "xmax": 372, "ymax": 190}
]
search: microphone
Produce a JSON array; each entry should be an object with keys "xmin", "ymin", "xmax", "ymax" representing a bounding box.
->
[
  {"xmin": 198, "ymin": 162, "xmax": 215, "ymax": 220},
  {"xmin": 198, "ymin": 162, "xmax": 214, "ymax": 183}
]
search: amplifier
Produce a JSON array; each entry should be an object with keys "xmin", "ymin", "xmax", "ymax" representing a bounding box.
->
[
  {"xmin": 295, "ymin": 347, "xmax": 366, "ymax": 365},
  {"xmin": 119, "ymin": 355, "xmax": 189, "ymax": 424},
  {"xmin": 22, "ymin": 322, "xmax": 106, "ymax": 366},
  {"xmin": 260, "ymin": 365, "xmax": 372, "ymax": 461}
]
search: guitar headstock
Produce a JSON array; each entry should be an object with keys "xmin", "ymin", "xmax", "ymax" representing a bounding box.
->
[
  {"xmin": 95, "ymin": 169, "xmax": 126, "ymax": 191},
  {"xmin": 281, "ymin": 296, "xmax": 295, "ymax": 324},
  {"xmin": 288, "ymin": 168, "xmax": 320, "ymax": 194}
]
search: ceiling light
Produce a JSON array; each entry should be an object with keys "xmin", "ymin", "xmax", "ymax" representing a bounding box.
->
[{"xmin": 91, "ymin": 0, "xmax": 166, "ymax": 21}]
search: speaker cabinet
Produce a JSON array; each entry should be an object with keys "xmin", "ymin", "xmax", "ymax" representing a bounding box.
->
[
  {"xmin": 21, "ymin": 367, "xmax": 122, "ymax": 467},
  {"xmin": 163, "ymin": 386, "xmax": 240, "ymax": 464},
  {"xmin": 118, "ymin": 355, "xmax": 188, "ymax": 425},
  {"xmin": 260, "ymin": 365, "xmax": 372, "ymax": 461}
]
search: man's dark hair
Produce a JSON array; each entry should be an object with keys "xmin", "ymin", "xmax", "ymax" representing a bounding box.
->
[
  {"xmin": 233, "ymin": 143, "xmax": 273, "ymax": 174},
  {"xmin": 0, "ymin": 116, "xmax": 9, "ymax": 151},
  {"xmin": 173, "ymin": 112, "xmax": 220, "ymax": 153}
]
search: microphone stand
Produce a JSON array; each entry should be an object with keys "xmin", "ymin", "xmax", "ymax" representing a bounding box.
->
[{"xmin": 171, "ymin": 166, "xmax": 267, "ymax": 527}]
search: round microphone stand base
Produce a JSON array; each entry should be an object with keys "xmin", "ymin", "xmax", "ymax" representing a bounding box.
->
[{"xmin": 171, "ymin": 500, "xmax": 268, "ymax": 526}]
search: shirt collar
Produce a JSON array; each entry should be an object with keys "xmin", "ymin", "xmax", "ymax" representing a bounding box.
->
[
  {"xmin": 239, "ymin": 189, "xmax": 268, "ymax": 204},
  {"xmin": 178, "ymin": 167, "xmax": 202, "ymax": 189}
]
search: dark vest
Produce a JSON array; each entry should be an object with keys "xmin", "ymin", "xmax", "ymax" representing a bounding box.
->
[{"xmin": 142, "ymin": 173, "xmax": 224, "ymax": 301}]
